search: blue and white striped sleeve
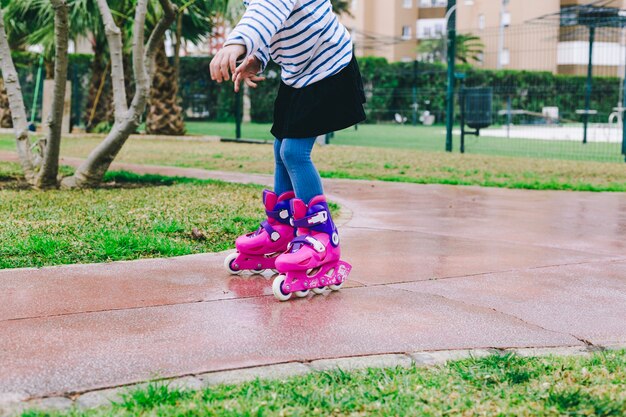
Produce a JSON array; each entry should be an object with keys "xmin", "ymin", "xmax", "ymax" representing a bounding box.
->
[{"xmin": 224, "ymin": 0, "xmax": 297, "ymax": 63}]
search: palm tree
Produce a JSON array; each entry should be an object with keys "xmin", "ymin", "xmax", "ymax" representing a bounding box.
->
[
  {"xmin": 146, "ymin": 0, "xmax": 225, "ymax": 135},
  {"xmin": 418, "ymin": 33, "xmax": 484, "ymax": 65}
]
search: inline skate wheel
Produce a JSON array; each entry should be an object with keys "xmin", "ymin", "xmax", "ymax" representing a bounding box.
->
[
  {"xmin": 312, "ymin": 286, "xmax": 328, "ymax": 295},
  {"xmin": 224, "ymin": 252, "xmax": 243, "ymax": 275},
  {"xmin": 329, "ymin": 282, "xmax": 344, "ymax": 291},
  {"xmin": 252, "ymin": 268, "xmax": 266, "ymax": 275},
  {"xmin": 295, "ymin": 290, "xmax": 310, "ymax": 298},
  {"xmin": 272, "ymin": 275, "xmax": 292, "ymax": 301}
]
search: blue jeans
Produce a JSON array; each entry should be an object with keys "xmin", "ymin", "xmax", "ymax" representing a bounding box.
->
[{"xmin": 274, "ymin": 138, "xmax": 324, "ymax": 203}]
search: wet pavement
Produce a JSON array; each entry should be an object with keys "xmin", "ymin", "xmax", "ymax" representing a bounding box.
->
[{"xmin": 1, "ymin": 153, "xmax": 625, "ymax": 398}]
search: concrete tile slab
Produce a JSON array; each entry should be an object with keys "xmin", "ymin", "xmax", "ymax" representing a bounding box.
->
[
  {"xmin": 309, "ymin": 354, "xmax": 413, "ymax": 372},
  {"xmin": 392, "ymin": 261, "xmax": 626, "ymax": 345},
  {"xmin": 0, "ymin": 286, "xmax": 578, "ymax": 397},
  {"xmin": 75, "ymin": 387, "xmax": 126, "ymax": 409},
  {"xmin": 199, "ymin": 363, "xmax": 311, "ymax": 386},
  {"xmin": 410, "ymin": 349, "xmax": 494, "ymax": 365}
]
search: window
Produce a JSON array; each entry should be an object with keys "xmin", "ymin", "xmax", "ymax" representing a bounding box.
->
[
  {"xmin": 464, "ymin": 0, "xmax": 474, "ymax": 5},
  {"xmin": 478, "ymin": 14, "xmax": 485, "ymax": 30},
  {"xmin": 419, "ymin": 0, "xmax": 446, "ymax": 7},
  {"xmin": 403, "ymin": 0, "xmax": 412, "ymax": 8},
  {"xmin": 402, "ymin": 25, "xmax": 412, "ymax": 40},
  {"xmin": 417, "ymin": 18, "xmax": 446, "ymax": 39},
  {"xmin": 351, "ymin": 0, "xmax": 358, "ymax": 11},
  {"xmin": 500, "ymin": 48, "xmax": 510, "ymax": 66},
  {"xmin": 502, "ymin": 12, "xmax": 511, "ymax": 27}
]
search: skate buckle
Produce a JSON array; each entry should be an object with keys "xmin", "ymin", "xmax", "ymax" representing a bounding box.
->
[
  {"xmin": 307, "ymin": 211, "xmax": 328, "ymax": 225},
  {"xmin": 305, "ymin": 236, "xmax": 326, "ymax": 253},
  {"xmin": 279, "ymin": 209, "xmax": 289, "ymax": 220},
  {"xmin": 270, "ymin": 231, "xmax": 281, "ymax": 242}
]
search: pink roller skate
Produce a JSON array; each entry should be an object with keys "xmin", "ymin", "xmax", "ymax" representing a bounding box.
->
[
  {"xmin": 224, "ymin": 190, "xmax": 295, "ymax": 275},
  {"xmin": 272, "ymin": 195, "xmax": 352, "ymax": 301}
]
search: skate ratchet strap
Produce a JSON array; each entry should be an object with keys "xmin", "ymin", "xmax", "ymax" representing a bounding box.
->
[
  {"xmin": 288, "ymin": 235, "xmax": 325, "ymax": 253},
  {"xmin": 292, "ymin": 210, "xmax": 328, "ymax": 229},
  {"xmin": 266, "ymin": 208, "xmax": 290, "ymax": 223},
  {"xmin": 261, "ymin": 221, "xmax": 281, "ymax": 242}
]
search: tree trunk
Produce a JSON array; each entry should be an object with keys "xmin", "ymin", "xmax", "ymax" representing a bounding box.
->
[
  {"xmin": 0, "ymin": 7, "xmax": 35, "ymax": 182},
  {"xmin": 0, "ymin": 78, "xmax": 12, "ymax": 128},
  {"xmin": 36, "ymin": 0, "xmax": 70, "ymax": 189},
  {"xmin": 145, "ymin": 43, "xmax": 185, "ymax": 136},
  {"xmin": 84, "ymin": 39, "xmax": 113, "ymax": 132},
  {"xmin": 61, "ymin": 0, "xmax": 177, "ymax": 189}
]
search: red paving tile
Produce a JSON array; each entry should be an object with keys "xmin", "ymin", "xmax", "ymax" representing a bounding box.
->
[
  {"xmin": 0, "ymin": 255, "xmax": 363, "ymax": 322},
  {"xmin": 329, "ymin": 181, "xmax": 626, "ymax": 256},
  {"xmin": 391, "ymin": 261, "xmax": 626, "ymax": 345},
  {"xmin": 0, "ymin": 286, "xmax": 580, "ymax": 397},
  {"xmin": 340, "ymin": 228, "xmax": 613, "ymax": 286}
]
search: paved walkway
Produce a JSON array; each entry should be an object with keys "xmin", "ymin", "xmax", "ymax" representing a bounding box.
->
[{"xmin": 1, "ymin": 153, "xmax": 626, "ymax": 401}]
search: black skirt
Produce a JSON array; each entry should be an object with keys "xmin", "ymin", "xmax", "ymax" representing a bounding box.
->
[{"xmin": 271, "ymin": 56, "xmax": 366, "ymax": 139}]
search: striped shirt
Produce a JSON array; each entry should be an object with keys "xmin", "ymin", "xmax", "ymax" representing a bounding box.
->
[{"xmin": 224, "ymin": 0, "xmax": 353, "ymax": 89}]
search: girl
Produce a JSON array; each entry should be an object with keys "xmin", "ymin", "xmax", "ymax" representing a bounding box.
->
[{"xmin": 214, "ymin": 0, "xmax": 365, "ymax": 301}]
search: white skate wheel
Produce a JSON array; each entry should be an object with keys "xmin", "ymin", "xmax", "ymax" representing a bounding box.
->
[
  {"xmin": 224, "ymin": 252, "xmax": 242, "ymax": 275},
  {"xmin": 312, "ymin": 286, "xmax": 328, "ymax": 295},
  {"xmin": 295, "ymin": 290, "xmax": 310, "ymax": 298},
  {"xmin": 252, "ymin": 268, "xmax": 265, "ymax": 275},
  {"xmin": 329, "ymin": 282, "xmax": 344, "ymax": 291},
  {"xmin": 272, "ymin": 275, "xmax": 292, "ymax": 301}
]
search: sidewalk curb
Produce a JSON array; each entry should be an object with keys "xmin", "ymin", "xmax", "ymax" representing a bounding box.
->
[{"xmin": 2, "ymin": 344, "xmax": 623, "ymax": 416}]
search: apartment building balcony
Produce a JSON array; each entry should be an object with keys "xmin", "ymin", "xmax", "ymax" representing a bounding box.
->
[{"xmin": 417, "ymin": 0, "xmax": 447, "ymax": 19}]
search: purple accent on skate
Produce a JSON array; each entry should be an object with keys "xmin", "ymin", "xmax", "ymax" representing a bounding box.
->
[
  {"xmin": 265, "ymin": 201, "xmax": 293, "ymax": 225},
  {"xmin": 279, "ymin": 260, "xmax": 352, "ymax": 294},
  {"xmin": 292, "ymin": 201, "xmax": 340, "ymax": 248},
  {"xmin": 287, "ymin": 235, "xmax": 323, "ymax": 253},
  {"xmin": 261, "ymin": 221, "xmax": 280, "ymax": 242}
]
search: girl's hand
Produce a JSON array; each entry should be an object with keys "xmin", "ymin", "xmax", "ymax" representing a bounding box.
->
[
  {"xmin": 232, "ymin": 55, "xmax": 266, "ymax": 93},
  {"xmin": 210, "ymin": 44, "xmax": 246, "ymax": 83}
]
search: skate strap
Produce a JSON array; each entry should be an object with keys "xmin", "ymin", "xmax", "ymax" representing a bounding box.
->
[
  {"xmin": 288, "ymin": 235, "xmax": 325, "ymax": 253},
  {"xmin": 261, "ymin": 221, "xmax": 281, "ymax": 242},
  {"xmin": 292, "ymin": 210, "xmax": 328, "ymax": 229},
  {"xmin": 266, "ymin": 208, "xmax": 290, "ymax": 223}
]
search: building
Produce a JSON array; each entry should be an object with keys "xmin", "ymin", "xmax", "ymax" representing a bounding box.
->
[{"xmin": 341, "ymin": 0, "xmax": 626, "ymax": 76}]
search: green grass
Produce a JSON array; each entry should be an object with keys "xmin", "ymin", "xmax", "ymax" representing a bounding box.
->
[
  {"xmin": 1, "ymin": 122, "xmax": 625, "ymax": 192},
  {"xmin": 0, "ymin": 162, "xmax": 267, "ymax": 270},
  {"xmin": 185, "ymin": 121, "xmax": 625, "ymax": 163},
  {"xmin": 20, "ymin": 350, "xmax": 626, "ymax": 416}
]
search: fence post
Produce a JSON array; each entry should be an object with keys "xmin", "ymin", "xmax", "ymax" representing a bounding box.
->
[
  {"xmin": 583, "ymin": 25, "xmax": 595, "ymax": 145},
  {"xmin": 623, "ymin": 74, "xmax": 626, "ymax": 161},
  {"xmin": 235, "ymin": 91, "xmax": 242, "ymax": 139},
  {"xmin": 412, "ymin": 60, "xmax": 418, "ymax": 126},
  {"xmin": 445, "ymin": 0, "xmax": 457, "ymax": 153}
]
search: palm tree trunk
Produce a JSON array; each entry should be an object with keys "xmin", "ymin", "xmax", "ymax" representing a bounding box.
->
[
  {"xmin": 145, "ymin": 43, "xmax": 185, "ymax": 135},
  {"xmin": 0, "ymin": 78, "xmax": 12, "ymax": 128},
  {"xmin": 84, "ymin": 39, "xmax": 113, "ymax": 131}
]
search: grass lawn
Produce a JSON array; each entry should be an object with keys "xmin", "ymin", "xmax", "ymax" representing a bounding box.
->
[
  {"xmin": 0, "ymin": 162, "xmax": 265, "ymax": 269},
  {"xmin": 21, "ymin": 350, "xmax": 626, "ymax": 416},
  {"xmin": 186, "ymin": 121, "xmax": 625, "ymax": 163},
  {"xmin": 1, "ymin": 131, "xmax": 624, "ymax": 192}
]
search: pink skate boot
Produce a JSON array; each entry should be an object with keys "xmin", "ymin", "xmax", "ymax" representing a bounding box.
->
[
  {"xmin": 224, "ymin": 190, "xmax": 295, "ymax": 275},
  {"xmin": 272, "ymin": 195, "xmax": 352, "ymax": 301}
]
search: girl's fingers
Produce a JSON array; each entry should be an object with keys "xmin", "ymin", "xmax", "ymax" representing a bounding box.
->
[
  {"xmin": 244, "ymin": 78, "xmax": 257, "ymax": 88},
  {"xmin": 220, "ymin": 53, "xmax": 232, "ymax": 82},
  {"xmin": 249, "ymin": 76, "xmax": 266, "ymax": 82},
  {"xmin": 230, "ymin": 54, "xmax": 237, "ymax": 75},
  {"xmin": 234, "ymin": 73, "xmax": 242, "ymax": 93}
]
